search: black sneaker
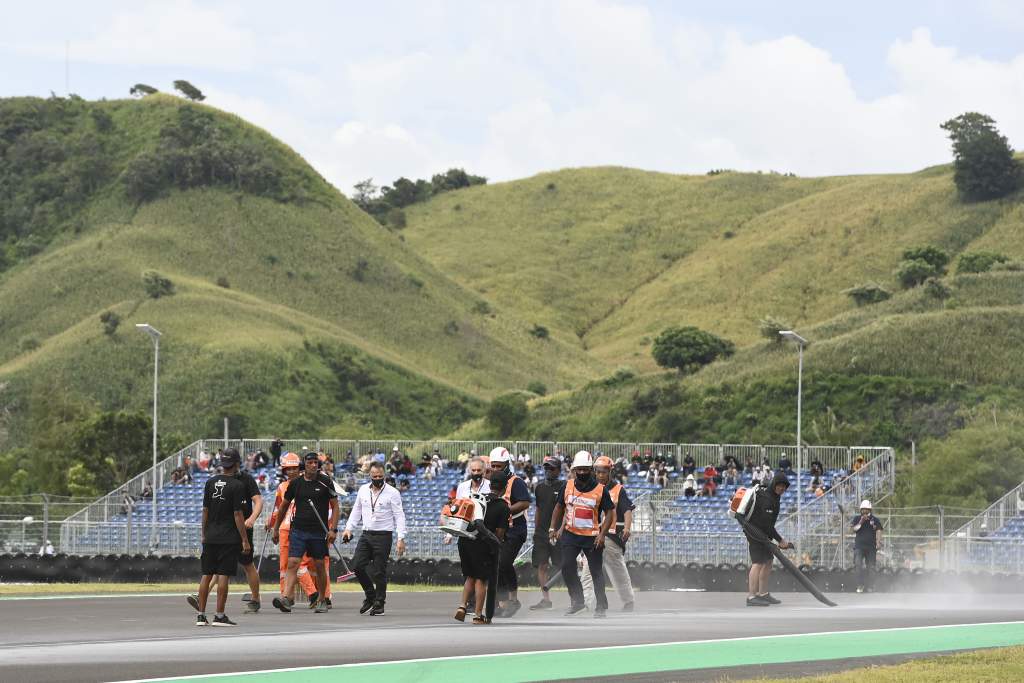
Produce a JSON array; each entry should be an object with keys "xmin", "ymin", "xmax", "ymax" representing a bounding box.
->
[
  {"xmin": 760, "ymin": 593, "xmax": 781, "ymax": 605},
  {"xmin": 594, "ymin": 608, "xmax": 607, "ymax": 619},
  {"xmin": 529, "ymin": 598, "xmax": 553, "ymax": 611},
  {"xmin": 370, "ymin": 602, "xmax": 385, "ymax": 616},
  {"xmin": 359, "ymin": 598, "xmax": 374, "ymax": 614},
  {"xmin": 621, "ymin": 601, "xmax": 635, "ymax": 612},
  {"xmin": 211, "ymin": 614, "xmax": 237, "ymax": 627},
  {"xmin": 195, "ymin": 614, "xmax": 209, "ymax": 627},
  {"xmin": 564, "ymin": 604, "xmax": 587, "ymax": 616},
  {"xmin": 308, "ymin": 592, "xmax": 319, "ymax": 609},
  {"xmin": 502, "ymin": 599, "xmax": 522, "ymax": 618},
  {"xmin": 244, "ymin": 600, "xmax": 261, "ymax": 614},
  {"xmin": 314, "ymin": 600, "xmax": 329, "ymax": 614},
  {"xmin": 272, "ymin": 597, "xmax": 294, "ymax": 613},
  {"xmin": 746, "ymin": 595, "xmax": 770, "ymax": 607},
  {"xmin": 187, "ymin": 595, "xmax": 201, "ymax": 612},
  {"xmin": 324, "ymin": 597, "xmax": 332, "ymax": 609}
]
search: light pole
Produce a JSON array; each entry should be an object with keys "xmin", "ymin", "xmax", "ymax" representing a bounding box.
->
[
  {"xmin": 779, "ymin": 330, "xmax": 808, "ymax": 562},
  {"xmin": 22, "ymin": 516, "xmax": 34, "ymax": 553},
  {"xmin": 136, "ymin": 323, "xmax": 162, "ymax": 552}
]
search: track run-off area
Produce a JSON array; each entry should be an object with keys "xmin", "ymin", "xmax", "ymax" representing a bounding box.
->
[{"xmin": 1, "ymin": 590, "xmax": 1022, "ymax": 682}]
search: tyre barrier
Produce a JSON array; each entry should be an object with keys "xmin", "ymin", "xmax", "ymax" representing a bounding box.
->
[{"xmin": 3, "ymin": 555, "xmax": 1024, "ymax": 592}]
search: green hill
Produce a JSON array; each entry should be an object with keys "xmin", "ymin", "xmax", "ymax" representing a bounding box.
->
[
  {"xmin": 0, "ymin": 94, "xmax": 602, "ymax": 459},
  {"xmin": 404, "ymin": 166, "xmax": 1024, "ymax": 369}
]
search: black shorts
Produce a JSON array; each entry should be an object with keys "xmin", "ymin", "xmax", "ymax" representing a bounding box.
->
[
  {"xmin": 746, "ymin": 535, "xmax": 773, "ymax": 565},
  {"xmin": 239, "ymin": 528, "xmax": 255, "ymax": 566},
  {"xmin": 458, "ymin": 537, "xmax": 496, "ymax": 580},
  {"xmin": 201, "ymin": 543, "xmax": 240, "ymax": 576},
  {"xmin": 532, "ymin": 535, "xmax": 561, "ymax": 568}
]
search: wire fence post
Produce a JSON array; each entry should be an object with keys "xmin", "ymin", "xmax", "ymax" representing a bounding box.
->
[
  {"xmin": 649, "ymin": 501, "xmax": 657, "ymax": 563},
  {"xmin": 938, "ymin": 505, "xmax": 945, "ymax": 572}
]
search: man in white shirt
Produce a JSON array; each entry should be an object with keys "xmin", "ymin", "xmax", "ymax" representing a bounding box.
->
[
  {"xmin": 444, "ymin": 457, "xmax": 490, "ymax": 548},
  {"xmin": 342, "ymin": 462, "xmax": 406, "ymax": 615}
]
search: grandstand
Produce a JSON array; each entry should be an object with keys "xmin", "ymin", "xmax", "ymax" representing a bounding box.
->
[
  {"xmin": 947, "ymin": 480, "xmax": 1024, "ymax": 574},
  {"xmin": 59, "ymin": 440, "xmax": 894, "ymax": 567}
]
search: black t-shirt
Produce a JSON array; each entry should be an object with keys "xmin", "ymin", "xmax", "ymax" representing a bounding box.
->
[
  {"xmin": 203, "ymin": 474, "xmax": 244, "ymax": 544},
  {"xmin": 283, "ymin": 473, "xmax": 337, "ymax": 533},
  {"xmin": 235, "ymin": 471, "xmax": 261, "ymax": 520},
  {"xmin": 270, "ymin": 440, "xmax": 283, "ymax": 457},
  {"xmin": 534, "ymin": 478, "xmax": 565, "ymax": 532},
  {"xmin": 483, "ymin": 497, "xmax": 511, "ymax": 534},
  {"xmin": 851, "ymin": 514, "xmax": 883, "ymax": 548}
]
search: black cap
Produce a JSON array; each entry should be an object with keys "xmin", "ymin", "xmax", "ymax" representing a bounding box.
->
[
  {"xmin": 221, "ymin": 448, "xmax": 240, "ymax": 466},
  {"xmin": 304, "ymin": 451, "xmax": 319, "ymax": 461}
]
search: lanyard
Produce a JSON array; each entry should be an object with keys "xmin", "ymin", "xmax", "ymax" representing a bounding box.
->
[{"xmin": 369, "ymin": 486, "xmax": 384, "ymax": 515}]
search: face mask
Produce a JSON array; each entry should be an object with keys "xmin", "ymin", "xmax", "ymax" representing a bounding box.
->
[
  {"xmin": 575, "ymin": 471, "xmax": 593, "ymax": 484},
  {"xmin": 471, "ymin": 473, "xmax": 483, "ymax": 482},
  {"xmin": 371, "ymin": 478, "xmax": 385, "ymax": 488},
  {"xmin": 545, "ymin": 468, "xmax": 559, "ymax": 481}
]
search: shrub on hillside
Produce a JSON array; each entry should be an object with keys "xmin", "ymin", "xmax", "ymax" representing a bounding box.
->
[
  {"xmin": 759, "ymin": 316, "xmax": 791, "ymax": 343},
  {"xmin": 923, "ymin": 277, "xmax": 951, "ymax": 300},
  {"xmin": 843, "ymin": 282, "xmax": 892, "ymax": 306},
  {"xmin": 896, "ymin": 259, "xmax": 940, "ymax": 289},
  {"xmin": 957, "ymin": 251, "xmax": 1009, "ymax": 274},
  {"xmin": 902, "ymin": 246, "xmax": 949, "ymax": 272},
  {"xmin": 99, "ymin": 310, "xmax": 121, "ymax": 335},
  {"xmin": 18, "ymin": 336, "xmax": 40, "ymax": 353},
  {"xmin": 530, "ymin": 324, "xmax": 550, "ymax": 340},
  {"xmin": 351, "ymin": 258, "xmax": 369, "ymax": 282},
  {"xmin": 142, "ymin": 270, "xmax": 175, "ymax": 298},
  {"xmin": 992, "ymin": 260, "xmax": 1024, "ymax": 272},
  {"xmin": 129, "ymin": 84, "xmax": 158, "ymax": 97},
  {"xmin": 443, "ymin": 320, "xmax": 459, "ymax": 335},
  {"xmin": 652, "ymin": 326, "xmax": 735, "ymax": 374},
  {"xmin": 386, "ymin": 208, "xmax": 407, "ymax": 229},
  {"xmin": 216, "ymin": 276, "xmax": 230, "ymax": 288},
  {"xmin": 472, "ymin": 300, "xmax": 492, "ymax": 315},
  {"xmin": 173, "ymin": 80, "xmax": 205, "ymax": 102},
  {"xmin": 526, "ymin": 381, "xmax": 547, "ymax": 396},
  {"xmin": 486, "ymin": 393, "xmax": 529, "ymax": 438},
  {"xmin": 941, "ymin": 112, "xmax": 1021, "ymax": 202}
]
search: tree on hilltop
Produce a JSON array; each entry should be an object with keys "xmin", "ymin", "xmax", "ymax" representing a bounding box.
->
[
  {"xmin": 652, "ymin": 326, "xmax": 735, "ymax": 374},
  {"xmin": 941, "ymin": 112, "xmax": 1020, "ymax": 201},
  {"xmin": 130, "ymin": 84, "xmax": 158, "ymax": 97},
  {"xmin": 173, "ymin": 80, "xmax": 206, "ymax": 102}
]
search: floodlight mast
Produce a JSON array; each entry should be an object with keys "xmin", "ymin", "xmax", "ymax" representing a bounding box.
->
[
  {"xmin": 136, "ymin": 324, "xmax": 162, "ymax": 551},
  {"xmin": 779, "ymin": 330, "xmax": 809, "ymax": 562}
]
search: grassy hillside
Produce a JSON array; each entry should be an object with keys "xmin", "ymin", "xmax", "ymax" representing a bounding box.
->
[
  {"xmin": 404, "ymin": 166, "xmax": 1024, "ymax": 369},
  {"xmin": 0, "ymin": 94, "xmax": 602, "ymax": 454}
]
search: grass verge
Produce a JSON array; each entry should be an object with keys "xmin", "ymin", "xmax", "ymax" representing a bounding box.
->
[{"xmin": 757, "ymin": 645, "xmax": 1024, "ymax": 682}]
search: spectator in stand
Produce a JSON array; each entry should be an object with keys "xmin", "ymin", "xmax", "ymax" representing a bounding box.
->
[
  {"xmin": 398, "ymin": 476, "xmax": 410, "ymax": 493},
  {"xmin": 523, "ymin": 461, "xmax": 538, "ymax": 490},
  {"xmin": 743, "ymin": 456, "xmax": 754, "ymax": 474},
  {"xmin": 254, "ymin": 450, "xmax": 269, "ymax": 470},
  {"xmin": 140, "ymin": 482, "xmax": 153, "ymax": 499},
  {"xmin": 654, "ymin": 451, "xmax": 667, "ymax": 468},
  {"xmin": 629, "ymin": 450, "xmax": 642, "ymax": 475},
  {"xmin": 641, "ymin": 450, "xmax": 654, "ymax": 472},
  {"xmin": 171, "ymin": 467, "xmax": 188, "ymax": 485},
  {"xmin": 357, "ymin": 452, "xmax": 373, "ymax": 474},
  {"xmin": 184, "ymin": 455, "xmax": 195, "ymax": 476},
  {"xmin": 457, "ymin": 450, "xmax": 471, "ymax": 468},
  {"xmin": 517, "ymin": 451, "xmax": 531, "ymax": 469},
  {"xmin": 681, "ymin": 452, "xmax": 696, "ymax": 476},
  {"xmin": 808, "ymin": 475, "xmax": 823, "ymax": 493},
  {"xmin": 198, "ymin": 450, "xmax": 211, "ymax": 472},
  {"xmin": 778, "ymin": 453, "xmax": 792, "ymax": 475},
  {"xmin": 656, "ymin": 462, "xmax": 669, "ymax": 488},
  {"xmin": 852, "ymin": 455, "xmax": 866, "ymax": 473},
  {"xmin": 373, "ymin": 449, "xmax": 387, "ymax": 466},
  {"xmin": 343, "ymin": 472, "xmax": 357, "ymax": 494},
  {"xmin": 809, "ymin": 460, "xmax": 824, "ymax": 478},
  {"xmin": 420, "ymin": 451, "xmax": 432, "ymax": 470},
  {"xmin": 269, "ymin": 437, "xmax": 284, "ymax": 468},
  {"xmin": 257, "ymin": 473, "xmax": 270, "ymax": 491},
  {"xmin": 212, "ymin": 449, "xmax": 224, "ymax": 470},
  {"xmin": 723, "ymin": 463, "xmax": 739, "ymax": 486},
  {"xmin": 699, "ymin": 475, "xmax": 717, "ymax": 498},
  {"xmin": 683, "ymin": 474, "xmax": 697, "ymax": 497},
  {"xmin": 400, "ymin": 454, "xmax": 414, "ymax": 476},
  {"xmin": 322, "ymin": 458, "xmax": 335, "ymax": 478},
  {"xmin": 665, "ymin": 451, "xmax": 677, "ymax": 470},
  {"xmin": 723, "ymin": 454, "xmax": 740, "ymax": 473},
  {"xmin": 613, "ymin": 458, "xmax": 628, "ymax": 482}
]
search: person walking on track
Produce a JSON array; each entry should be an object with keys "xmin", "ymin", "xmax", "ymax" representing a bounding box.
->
[
  {"xmin": 271, "ymin": 451, "xmax": 338, "ymax": 614},
  {"xmin": 488, "ymin": 447, "xmax": 531, "ymax": 617},
  {"xmin": 529, "ymin": 456, "xmax": 564, "ymax": 611},
  {"xmin": 343, "ymin": 461, "xmax": 407, "ymax": 615},
  {"xmin": 188, "ymin": 449, "xmax": 250, "ymax": 626},
  {"xmin": 549, "ymin": 450, "xmax": 615, "ymax": 618},
  {"xmin": 744, "ymin": 472, "xmax": 793, "ymax": 607},
  {"xmin": 452, "ymin": 470, "xmax": 509, "ymax": 625},
  {"xmin": 230, "ymin": 448, "xmax": 264, "ymax": 614},
  {"xmin": 266, "ymin": 453, "xmax": 331, "ymax": 606},
  {"xmin": 581, "ymin": 455, "xmax": 635, "ymax": 612}
]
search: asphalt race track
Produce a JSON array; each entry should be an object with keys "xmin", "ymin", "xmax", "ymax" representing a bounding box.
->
[{"xmin": 1, "ymin": 590, "xmax": 1022, "ymax": 682}]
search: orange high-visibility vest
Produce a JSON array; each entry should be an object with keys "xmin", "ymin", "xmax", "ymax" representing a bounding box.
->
[
  {"xmin": 563, "ymin": 479, "xmax": 605, "ymax": 537},
  {"xmin": 502, "ymin": 474, "xmax": 527, "ymax": 522},
  {"xmin": 269, "ymin": 480, "xmax": 297, "ymax": 531}
]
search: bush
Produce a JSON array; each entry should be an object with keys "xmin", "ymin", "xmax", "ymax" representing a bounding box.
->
[
  {"xmin": 759, "ymin": 316, "xmax": 791, "ymax": 342},
  {"xmin": 18, "ymin": 336, "xmax": 40, "ymax": 353},
  {"xmin": 902, "ymin": 246, "xmax": 949, "ymax": 272},
  {"xmin": 941, "ymin": 112, "xmax": 1021, "ymax": 202},
  {"xmin": 407, "ymin": 274, "xmax": 424, "ymax": 290},
  {"xmin": 526, "ymin": 381, "xmax": 547, "ymax": 396},
  {"xmin": 142, "ymin": 270, "xmax": 175, "ymax": 298},
  {"xmin": 99, "ymin": 310, "xmax": 121, "ymax": 335},
  {"xmin": 546, "ymin": 182, "xmax": 557, "ymax": 191},
  {"xmin": 652, "ymin": 326, "xmax": 735, "ymax": 374},
  {"xmin": 530, "ymin": 324, "xmax": 550, "ymax": 340},
  {"xmin": 923, "ymin": 277, "xmax": 951, "ymax": 300},
  {"xmin": 472, "ymin": 300, "xmax": 492, "ymax": 315},
  {"xmin": 351, "ymin": 258, "xmax": 369, "ymax": 282},
  {"xmin": 992, "ymin": 260, "xmax": 1024, "ymax": 272},
  {"xmin": 215, "ymin": 276, "xmax": 230, "ymax": 288},
  {"xmin": 843, "ymin": 282, "xmax": 892, "ymax": 306},
  {"xmin": 957, "ymin": 251, "xmax": 1009, "ymax": 274},
  {"xmin": 386, "ymin": 208, "xmax": 407, "ymax": 229},
  {"xmin": 896, "ymin": 259, "xmax": 940, "ymax": 289},
  {"xmin": 486, "ymin": 393, "xmax": 529, "ymax": 438},
  {"xmin": 443, "ymin": 320, "xmax": 459, "ymax": 335}
]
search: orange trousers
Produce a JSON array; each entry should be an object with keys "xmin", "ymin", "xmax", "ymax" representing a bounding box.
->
[{"xmin": 278, "ymin": 528, "xmax": 332, "ymax": 598}]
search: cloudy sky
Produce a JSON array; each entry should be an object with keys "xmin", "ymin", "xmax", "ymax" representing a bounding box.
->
[{"xmin": 3, "ymin": 1, "xmax": 1024, "ymax": 195}]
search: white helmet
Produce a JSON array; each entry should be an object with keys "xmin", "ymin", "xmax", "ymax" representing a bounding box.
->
[
  {"xmin": 571, "ymin": 450, "xmax": 594, "ymax": 469},
  {"xmin": 860, "ymin": 499, "xmax": 872, "ymax": 510},
  {"xmin": 489, "ymin": 446, "xmax": 511, "ymax": 464}
]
